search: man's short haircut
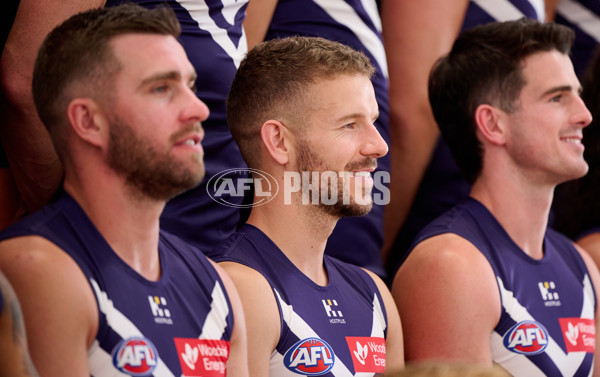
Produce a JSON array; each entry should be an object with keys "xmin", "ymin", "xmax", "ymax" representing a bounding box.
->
[
  {"xmin": 428, "ymin": 18, "xmax": 574, "ymax": 184},
  {"xmin": 32, "ymin": 4, "xmax": 181, "ymax": 161},
  {"xmin": 226, "ymin": 36, "xmax": 375, "ymax": 168}
]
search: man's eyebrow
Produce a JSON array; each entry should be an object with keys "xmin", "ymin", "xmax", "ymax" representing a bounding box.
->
[
  {"xmin": 138, "ymin": 70, "xmax": 197, "ymax": 88},
  {"xmin": 540, "ymin": 85, "xmax": 581, "ymax": 98},
  {"xmin": 336, "ymin": 112, "xmax": 380, "ymax": 123}
]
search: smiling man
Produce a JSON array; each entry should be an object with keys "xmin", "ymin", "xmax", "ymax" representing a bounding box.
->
[
  {"xmin": 208, "ymin": 37, "xmax": 404, "ymax": 376},
  {"xmin": 0, "ymin": 5, "xmax": 248, "ymax": 377},
  {"xmin": 392, "ymin": 18, "xmax": 600, "ymax": 376}
]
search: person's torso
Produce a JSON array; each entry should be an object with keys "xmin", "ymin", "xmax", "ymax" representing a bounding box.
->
[
  {"xmin": 409, "ymin": 198, "xmax": 596, "ymax": 376},
  {"xmin": 211, "ymin": 224, "xmax": 389, "ymax": 376},
  {"xmin": 0, "ymin": 193, "xmax": 235, "ymax": 377}
]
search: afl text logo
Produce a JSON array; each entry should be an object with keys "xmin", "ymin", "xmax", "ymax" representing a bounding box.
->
[
  {"xmin": 111, "ymin": 336, "xmax": 159, "ymax": 376},
  {"xmin": 503, "ymin": 320, "xmax": 549, "ymax": 355},
  {"xmin": 206, "ymin": 168, "xmax": 279, "ymax": 208},
  {"xmin": 283, "ymin": 337, "xmax": 335, "ymax": 376}
]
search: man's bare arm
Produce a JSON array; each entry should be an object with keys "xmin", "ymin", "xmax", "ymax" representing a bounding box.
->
[
  {"xmin": 0, "ymin": 236, "xmax": 97, "ymax": 377},
  {"xmin": 392, "ymin": 234, "xmax": 500, "ymax": 363}
]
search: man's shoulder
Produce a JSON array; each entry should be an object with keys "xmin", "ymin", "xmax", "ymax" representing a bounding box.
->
[
  {"xmin": 408, "ymin": 232, "xmax": 484, "ymax": 269},
  {"xmin": 0, "ymin": 234, "xmax": 90, "ymax": 301}
]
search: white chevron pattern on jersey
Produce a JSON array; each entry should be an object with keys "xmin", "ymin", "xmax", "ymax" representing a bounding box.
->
[
  {"xmin": 176, "ymin": 0, "xmax": 248, "ymax": 68},
  {"xmin": 490, "ymin": 275, "xmax": 594, "ymax": 377},
  {"xmin": 272, "ymin": 289, "xmax": 386, "ymax": 377},
  {"xmin": 89, "ymin": 339, "xmax": 131, "ymax": 377},
  {"xmin": 557, "ymin": 0, "xmax": 600, "ymax": 41},
  {"xmin": 200, "ymin": 281, "xmax": 230, "ymax": 340},
  {"xmin": 89, "ymin": 279, "xmax": 176, "ymax": 376},
  {"xmin": 471, "ymin": 0, "xmax": 545, "ymax": 22},
  {"xmin": 359, "ymin": 0, "xmax": 381, "ymax": 32},
  {"xmin": 87, "ymin": 278, "xmax": 230, "ymax": 377},
  {"xmin": 371, "ymin": 291, "xmax": 386, "ymax": 339},
  {"xmin": 312, "ymin": 0, "xmax": 388, "ymax": 78}
]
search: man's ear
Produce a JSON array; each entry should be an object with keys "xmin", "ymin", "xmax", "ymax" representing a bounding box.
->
[
  {"xmin": 66, "ymin": 98, "xmax": 108, "ymax": 149},
  {"xmin": 474, "ymin": 104, "xmax": 507, "ymax": 146},
  {"xmin": 261, "ymin": 120, "xmax": 291, "ymax": 165}
]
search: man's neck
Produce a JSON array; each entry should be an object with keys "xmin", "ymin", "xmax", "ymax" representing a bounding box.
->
[
  {"xmin": 247, "ymin": 200, "xmax": 337, "ymax": 286},
  {"xmin": 64, "ymin": 175, "xmax": 164, "ymax": 281},
  {"xmin": 470, "ymin": 173, "xmax": 554, "ymax": 260}
]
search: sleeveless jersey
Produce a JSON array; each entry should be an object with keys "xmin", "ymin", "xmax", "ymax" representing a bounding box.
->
[
  {"xmin": 105, "ymin": 0, "xmax": 249, "ymax": 251},
  {"xmin": 0, "ymin": 193, "xmax": 235, "ymax": 377},
  {"xmin": 210, "ymin": 224, "xmax": 389, "ymax": 376},
  {"xmin": 408, "ymin": 198, "xmax": 596, "ymax": 376},
  {"xmin": 389, "ymin": 0, "xmax": 546, "ymax": 279},
  {"xmin": 555, "ymin": 0, "xmax": 600, "ymax": 78},
  {"xmin": 264, "ymin": 0, "xmax": 390, "ymax": 278}
]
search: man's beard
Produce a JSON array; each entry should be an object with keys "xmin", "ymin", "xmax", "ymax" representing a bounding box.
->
[
  {"xmin": 295, "ymin": 137, "xmax": 376, "ymax": 218},
  {"xmin": 106, "ymin": 118, "xmax": 205, "ymax": 201}
]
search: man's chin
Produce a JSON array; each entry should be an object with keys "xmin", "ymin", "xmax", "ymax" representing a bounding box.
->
[{"xmin": 320, "ymin": 202, "xmax": 373, "ymax": 218}]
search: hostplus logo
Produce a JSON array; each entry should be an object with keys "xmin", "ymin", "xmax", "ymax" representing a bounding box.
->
[
  {"xmin": 148, "ymin": 296, "xmax": 173, "ymax": 325},
  {"xmin": 206, "ymin": 168, "xmax": 390, "ymax": 209},
  {"xmin": 538, "ymin": 281, "xmax": 561, "ymax": 307},
  {"xmin": 322, "ymin": 299, "xmax": 346, "ymax": 324}
]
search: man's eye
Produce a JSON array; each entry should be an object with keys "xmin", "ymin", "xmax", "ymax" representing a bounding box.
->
[
  {"xmin": 153, "ymin": 85, "xmax": 169, "ymax": 93},
  {"xmin": 550, "ymin": 94, "xmax": 563, "ymax": 102}
]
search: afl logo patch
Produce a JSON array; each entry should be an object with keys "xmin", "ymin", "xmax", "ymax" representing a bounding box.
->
[
  {"xmin": 503, "ymin": 320, "xmax": 549, "ymax": 355},
  {"xmin": 283, "ymin": 337, "xmax": 335, "ymax": 375},
  {"xmin": 111, "ymin": 336, "xmax": 159, "ymax": 376}
]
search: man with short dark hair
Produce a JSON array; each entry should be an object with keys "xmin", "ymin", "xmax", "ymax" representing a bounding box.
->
[
  {"xmin": 0, "ymin": 5, "xmax": 248, "ymax": 376},
  {"xmin": 393, "ymin": 18, "xmax": 600, "ymax": 376}
]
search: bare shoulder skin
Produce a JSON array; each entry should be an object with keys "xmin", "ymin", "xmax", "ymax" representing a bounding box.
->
[
  {"xmin": 0, "ymin": 236, "xmax": 98, "ymax": 377},
  {"xmin": 219, "ymin": 261, "xmax": 280, "ymax": 377},
  {"xmin": 392, "ymin": 233, "xmax": 500, "ymax": 364}
]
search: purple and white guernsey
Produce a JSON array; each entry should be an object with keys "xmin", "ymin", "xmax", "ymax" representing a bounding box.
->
[
  {"xmin": 211, "ymin": 224, "xmax": 389, "ymax": 376},
  {"xmin": 264, "ymin": 0, "xmax": 390, "ymax": 277},
  {"xmin": 554, "ymin": 0, "xmax": 600, "ymax": 78},
  {"xmin": 408, "ymin": 198, "xmax": 596, "ymax": 376},
  {"xmin": 105, "ymin": 0, "xmax": 249, "ymax": 252},
  {"xmin": 462, "ymin": 0, "xmax": 545, "ymax": 30},
  {"xmin": 0, "ymin": 193, "xmax": 235, "ymax": 377}
]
